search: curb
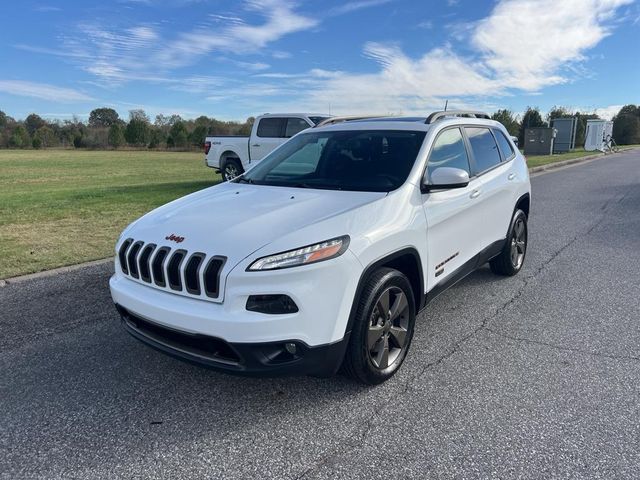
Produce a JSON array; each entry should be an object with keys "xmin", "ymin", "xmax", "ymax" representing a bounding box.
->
[
  {"xmin": 1, "ymin": 147, "xmax": 637, "ymax": 286},
  {"xmin": 528, "ymin": 147, "xmax": 638, "ymax": 174},
  {"xmin": 0, "ymin": 258, "xmax": 113, "ymax": 287}
]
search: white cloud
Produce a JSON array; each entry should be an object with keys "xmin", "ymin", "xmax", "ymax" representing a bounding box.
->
[
  {"xmin": 33, "ymin": 5, "xmax": 61, "ymax": 12},
  {"xmin": 31, "ymin": 1, "xmax": 316, "ymax": 86},
  {"xmin": 594, "ymin": 104, "xmax": 623, "ymax": 119},
  {"xmin": 251, "ymin": 0, "xmax": 633, "ymax": 115},
  {"xmin": 234, "ymin": 61, "xmax": 271, "ymax": 71},
  {"xmin": 0, "ymin": 80, "xmax": 94, "ymax": 102},
  {"xmin": 472, "ymin": 0, "xmax": 634, "ymax": 90},
  {"xmin": 272, "ymin": 50, "xmax": 292, "ymax": 59},
  {"xmin": 328, "ymin": 0, "xmax": 394, "ymax": 16},
  {"xmin": 155, "ymin": 0, "xmax": 317, "ymax": 68}
]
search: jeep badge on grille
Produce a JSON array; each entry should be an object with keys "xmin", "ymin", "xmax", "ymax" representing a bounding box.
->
[{"xmin": 165, "ymin": 234, "xmax": 185, "ymax": 243}]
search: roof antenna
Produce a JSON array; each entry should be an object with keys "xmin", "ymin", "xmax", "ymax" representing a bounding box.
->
[{"xmin": 444, "ymin": 99, "xmax": 448, "ymax": 112}]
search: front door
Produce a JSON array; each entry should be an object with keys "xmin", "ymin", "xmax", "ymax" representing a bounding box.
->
[{"xmin": 421, "ymin": 127, "xmax": 486, "ymax": 291}]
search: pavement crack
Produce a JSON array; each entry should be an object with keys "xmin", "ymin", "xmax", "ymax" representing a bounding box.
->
[
  {"xmin": 292, "ymin": 408, "xmax": 382, "ymax": 480},
  {"xmin": 291, "ymin": 182, "xmax": 635, "ymax": 479},
  {"xmin": 401, "ymin": 184, "xmax": 633, "ymax": 393},
  {"xmin": 484, "ymin": 327, "xmax": 640, "ymax": 363}
]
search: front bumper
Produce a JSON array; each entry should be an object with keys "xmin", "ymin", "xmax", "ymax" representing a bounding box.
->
[
  {"xmin": 116, "ymin": 304, "xmax": 349, "ymax": 376},
  {"xmin": 109, "ymin": 248, "xmax": 362, "ymax": 376}
]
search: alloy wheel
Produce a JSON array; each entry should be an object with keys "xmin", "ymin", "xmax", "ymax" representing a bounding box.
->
[
  {"xmin": 224, "ymin": 164, "xmax": 239, "ymax": 181},
  {"xmin": 367, "ymin": 286, "xmax": 410, "ymax": 370},
  {"xmin": 510, "ymin": 217, "xmax": 526, "ymax": 268}
]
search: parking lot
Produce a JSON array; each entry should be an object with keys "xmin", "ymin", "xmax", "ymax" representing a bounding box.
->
[{"xmin": 1, "ymin": 150, "xmax": 639, "ymax": 479}]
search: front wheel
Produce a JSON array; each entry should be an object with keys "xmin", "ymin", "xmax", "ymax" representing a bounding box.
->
[
  {"xmin": 490, "ymin": 209, "xmax": 528, "ymax": 276},
  {"xmin": 342, "ymin": 268, "xmax": 416, "ymax": 385},
  {"xmin": 221, "ymin": 158, "xmax": 243, "ymax": 181}
]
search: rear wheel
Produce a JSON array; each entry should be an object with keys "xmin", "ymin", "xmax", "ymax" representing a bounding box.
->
[
  {"xmin": 221, "ymin": 158, "xmax": 243, "ymax": 181},
  {"xmin": 490, "ymin": 209, "xmax": 528, "ymax": 276},
  {"xmin": 343, "ymin": 268, "xmax": 416, "ymax": 385}
]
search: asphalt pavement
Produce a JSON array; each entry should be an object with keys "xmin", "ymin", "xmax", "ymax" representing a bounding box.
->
[{"xmin": 2, "ymin": 150, "xmax": 639, "ymax": 479}]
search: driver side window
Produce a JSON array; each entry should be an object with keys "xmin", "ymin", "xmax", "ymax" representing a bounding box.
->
[{"xmin": 427, "ymin": 128, "xmax": 471, "ymax": 179}]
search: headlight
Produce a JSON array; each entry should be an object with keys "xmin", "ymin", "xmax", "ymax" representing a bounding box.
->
[{"xmin": 247, "ymin": 236, "xmax": 350, "ymax": 271}]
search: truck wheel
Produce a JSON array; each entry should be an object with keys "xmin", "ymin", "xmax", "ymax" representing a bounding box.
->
[
  {"xmin": 342, "ymin": 268, "xmax": 416, "ymax": 385},
  {"xmin": 221, "ymin": 159, "xmax": 243, "ymax": 181},
  {"xmin": 490, "ymin": 209, "xmax": 528, "ymax": 276}
]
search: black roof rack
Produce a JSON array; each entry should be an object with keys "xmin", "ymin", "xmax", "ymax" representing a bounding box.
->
[
  {"xmin": 425, "ymin": 110, "xmax": 491, "ymax": 124},
  {"xmin": 314, "ymin": 115, "xmax": 391, "ymax": 127}
]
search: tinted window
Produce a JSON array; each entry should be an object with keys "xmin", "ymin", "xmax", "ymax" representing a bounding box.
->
[
  {"xmin": 427, "ymin": 128, "xmax": 470, "ymax": 177},
  {"xmin": 285, "ymin": 118, "xmax": 311, "ymax": 137},
  {"xmin": 257, "ymin": 118, "xmax": 285, "ymax": 138},
  {"xmin": 240, "ymin": 130, "xmax": 426, "ymax": 192},
  {"xmin": 465, "ymin": 127, "xmax": 502, "ymax": 173},
  {"xmin": 494, "ymin": 129, "xmax": 515, "ymax": 160},
  {"xmin": 309, "ymin": 116, "xmax": 331, "ymax": 125}
]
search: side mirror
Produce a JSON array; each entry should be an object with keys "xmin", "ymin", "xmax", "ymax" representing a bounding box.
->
[{"xmin": 421, "ymin": 167, "xmax": 470, "ymax": 193}]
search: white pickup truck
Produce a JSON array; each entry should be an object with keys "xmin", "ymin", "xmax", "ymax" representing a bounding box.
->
[{"xmin": 205, "ymin": 113, "xmax": 331, "ymax": 181}]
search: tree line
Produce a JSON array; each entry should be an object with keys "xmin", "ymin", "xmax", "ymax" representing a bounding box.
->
[
  {"xmin": 492, "ymin": 104, "xmax": 640, "ymax": 147},
  {"xmin": 0, "ymin": 108, "xmax": 254, "ymax": 150},
  {"xmin": 0, "ymin": 104, "xmax": 639, "ymax": 150}
]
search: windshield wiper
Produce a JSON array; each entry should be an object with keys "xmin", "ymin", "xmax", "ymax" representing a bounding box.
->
[{"xmin": 234, "ymin": 176, "xmax": 254, "ymax": 184}]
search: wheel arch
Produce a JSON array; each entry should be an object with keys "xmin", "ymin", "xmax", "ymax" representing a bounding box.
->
[
  {"xmin": 345, "ymin": 248, "xmax": 425, "ymax": 338},
  {"xmin": 515, "ymin": 193, "xmax": 530, "ymax": 218},
  {"xmin": 219, "ymin": 149, "xmax": 241, "ymax": 164}
]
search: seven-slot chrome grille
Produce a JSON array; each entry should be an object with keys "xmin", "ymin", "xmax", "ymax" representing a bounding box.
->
[{"xmin": 118, "ymin": 238, "xmax": 226, "ymax": 301}]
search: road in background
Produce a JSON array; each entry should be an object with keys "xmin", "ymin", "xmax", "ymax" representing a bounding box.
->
[{"xmin": 2, "ymin": 150, "xmax": 639, "ymax": 479}]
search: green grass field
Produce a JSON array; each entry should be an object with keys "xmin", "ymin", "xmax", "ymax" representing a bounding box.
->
[
  {"xmin": 0, "ymin": 149, "xmax": 220, "ymax": 279},
  {"xmin": 525, "ymin": 145, "xmax": 638, "ymax": 168},
  {"xmin": 525, "ymin": 148, "xmax": 595, "ymax": 167},
  {"xmin": 1, "ymin": 146, "xmax": 637, "ymax": 279}
]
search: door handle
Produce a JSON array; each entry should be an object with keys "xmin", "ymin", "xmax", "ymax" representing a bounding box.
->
[
  {"xmin": 508, "ymin": 173, "xmax": 516, "ymax": 180},
  {"xmin": 470, "ymin": 189, "xmax": 481, "ymax": 199},
  {"xmin": 252, "ymin": 144, "xmax": 261, "ymax": 147}
]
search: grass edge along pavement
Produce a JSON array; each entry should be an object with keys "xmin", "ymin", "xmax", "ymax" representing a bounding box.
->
[
  {"xmin": 1, "ymin": 146, "xmax": 638, "ymax": 280},
  {"xmin": 0, "ymin": 149, "xmax": 220, "ymax": 279}
]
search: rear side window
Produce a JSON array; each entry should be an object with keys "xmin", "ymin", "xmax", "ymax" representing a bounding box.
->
[
  {"xmin": 285, "ymin": 118, "xmax": 311, "ymax": 137},
  {"xmin": 465, "ymin": 127, "xmax": 502, "ymax": 173},
  {"xmin": 427, "ymin": 128, "xmax": 470, "ymax": 177},
  {"xmin": 257, "ymin": 118, "xmax": 285, "ymax": 138},
  {"xmin": 494, "ymin": 129, "xmax": 515, "ymax": 160},
  {"xmin": 309, "ymin": 116, "xmax": 330, "ymax": 125}
]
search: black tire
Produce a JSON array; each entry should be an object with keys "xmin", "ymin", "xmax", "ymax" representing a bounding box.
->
[
  {"xmin": 342, "ymin": 268, "xmax": 416, "ymax": 385},
  {"xmin": 490, "ymin": 209, "xmax": 528, "ymax": 276},
  {"xmin": 221, "ymin": 158, "xmax": 243, "ymax": 181}
]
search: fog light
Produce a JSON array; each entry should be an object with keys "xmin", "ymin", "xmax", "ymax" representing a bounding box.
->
[
  {"xmin": 285, "ymin": 342, "xmax": 297, "ymax": 354},
  {"xmin": 246, "ymin": 295, "xmax": 299, "ymax": 314}
]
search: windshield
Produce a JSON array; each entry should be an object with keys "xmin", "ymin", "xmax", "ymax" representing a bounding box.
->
[{"xmin": 238, "ymin": 130, "xmax": 426, "ymax": 192}]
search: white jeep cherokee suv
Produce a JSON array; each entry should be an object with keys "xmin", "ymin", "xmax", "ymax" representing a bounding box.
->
[{"xmin": 110, "ymin": 111, "xmax": 530, "ymax": 384}]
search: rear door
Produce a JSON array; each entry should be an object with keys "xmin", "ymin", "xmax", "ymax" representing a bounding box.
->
[
  {"xmin": 284, "ymin": 117, "xmax": 312, "ymax": 138},
  {"xmin": 250, "ymin": 117, "xmax": 312, "ymax": 162},
  {"xmin": 464, "ymin": 127, "xmax": 515, "ymax": 250},
  {"xmin": 251, "ymin": 117, "xmax": 286, "ymax": 161}
]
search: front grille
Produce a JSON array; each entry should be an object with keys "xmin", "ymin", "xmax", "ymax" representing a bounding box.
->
[
  {"xmin": 118, "ymin": 238, "xmax": 226, "ymax": 300},
  {"xmin": 138, "ymin": 244, "xmax": 156, "ymax": 283},
  {"xmin": 167, "ymin": 249, "xmax": 187, "ymax": 291},
  {"xmin": 127, "ymin": 241, "xmax": 143, "ymax": 278},
  {"xmin": 184, "ymin": 253, "xmax": 205, "ymax": 295},
  {"xmin": 152, "ymin": 247, "xmax": 170, "ymax": 287}
]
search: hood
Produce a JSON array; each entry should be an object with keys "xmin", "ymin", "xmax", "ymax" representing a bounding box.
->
[{"xmin": 125, "ymin": 182, "xmax": 386, "ymax": 266}]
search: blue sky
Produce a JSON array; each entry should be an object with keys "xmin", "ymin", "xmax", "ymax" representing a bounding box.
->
[{"xmin": 1, "ymin": 0, "xmax": 639, "ymax": 122}]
